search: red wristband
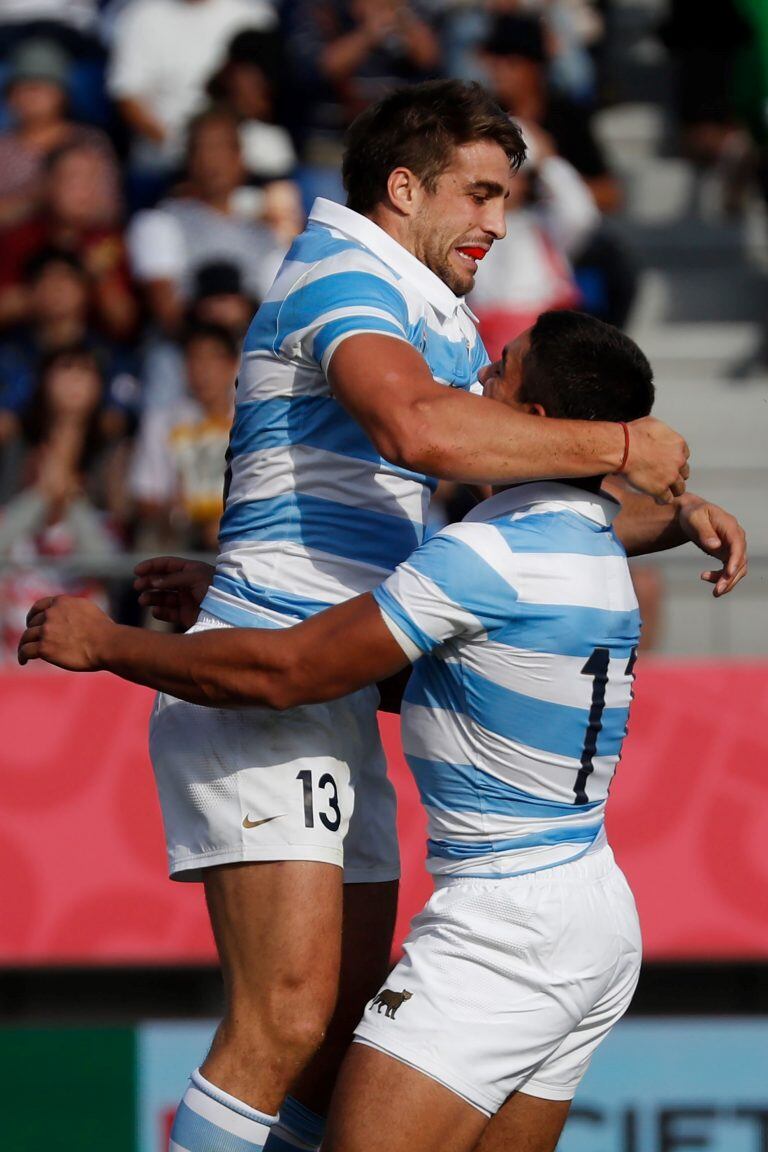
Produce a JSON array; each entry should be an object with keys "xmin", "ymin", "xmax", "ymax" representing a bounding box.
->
[{"xmin": 616, "ymin": 422, "xmax": 630, "ymax": 474}]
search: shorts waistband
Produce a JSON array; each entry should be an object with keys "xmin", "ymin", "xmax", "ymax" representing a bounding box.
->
[{"xmin": 433, "ymin": 839, "xmax": 616, "ymax": 891}]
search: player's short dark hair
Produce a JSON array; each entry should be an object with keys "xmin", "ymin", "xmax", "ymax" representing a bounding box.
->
[
  {"xmin": 520, "ymin": 311, "xmax": 654, "ymax": 422},
  {"xmin": 343, "ymin": 80, "xmax": 526, "ymax": 215},
  {"xmin": 181, "ymin": 320, "xmax": 240, "ymax": 359}
]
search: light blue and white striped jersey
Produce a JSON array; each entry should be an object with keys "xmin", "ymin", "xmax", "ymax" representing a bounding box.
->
[
  {"xmin": 373, "ymin": 482, "xmax": 641, "ymax": 878},
  {"xmin": 201, "ymin": 198, "xmax": 488, "ymax": 628}
]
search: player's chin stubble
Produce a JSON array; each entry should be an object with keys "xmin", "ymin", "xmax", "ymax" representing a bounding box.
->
[{"xmin": 426, "ymin": 248, "xmax": 473, "ymax": 297}]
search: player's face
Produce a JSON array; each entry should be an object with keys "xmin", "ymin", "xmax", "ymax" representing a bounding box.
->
[
  {"xmin": 479, "ymin": 329, "xmax": 532, "ymax": 408},
  {"xmin": 411, "ymin": 140, "xmax": 510, "ymax": 296}
]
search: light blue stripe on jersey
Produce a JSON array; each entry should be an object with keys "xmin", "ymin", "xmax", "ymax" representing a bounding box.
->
[
  {"xmin": 220, "ymin": 492, "xmax": 422, "ymax": 569},
  {"xmin": 408, "ymin": 755, "xmax": 603, "ymax": 818},
  {"xmin": 492, "ymin": 603, "xmax": 639, "ymax": 658},
  {"xmin": 172, "ymin": 1102, "xmax": 264, "ymax": 1152},
  {"xmin": 428, "ymin": 821, "xmax": 602, "ymax": 860},
  {"xmin": 376, "ymin": 569, "xmax": 639, "ymax": 661},
  {"xmin": 212, "ymin": 573, "xmax": 333, "ymax": 621},
  {"xmin": 228, "ymin": 398, "xmax": 437, "ymax": 492},
  {"xmin": 405, "ymin": 660, "xmax": 630, "ymax": 760},
  {"xmin": 374, "ymin": 582, "xmax": 441, "ymax": 655},
  {"xmin": 243, "ymin": 271, "xmax": 409, "ymax": 356}
]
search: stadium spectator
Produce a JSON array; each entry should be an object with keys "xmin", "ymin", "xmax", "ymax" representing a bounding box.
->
[
  {"xmin": 128, "ymin": 323, "xmax": 237, "ymax": 552},
  {"xmin": 106, "ymin": 0, "xmax": 276, "ymax": 205},
  {"xmin": 288, "ymin": 0, "xmax": 441, "ymax": 201},
  {"xmin": 206, "ymin": 27, "xmax": 304, "ymax": 242},
  {"xmin": 0, "ymin": 138, "xmax": 138, "ymax": 341},
  {"xmin": 0, "ymin": 344, "xmax": 122, "ymax": 661},
  {"xmin": 0, "ymin": 0, "xmax": 100, "ymax": 48},
  {"xmin": 139, "ymin": 259, "xmax": 255, "ymax": 411},
  {"xmin": 0, "ymin": 248, "xmax": 140, "ymax": 435},
  {"xmin": 206, "ymin": 28, "xmax": 297, "ymax": 182},
  {"xmin": 0, "ymin": 39, "xmax": 118, "ymax": 228},
  {"xmin": 479, "ymin": 13, "xmax": 637, "ymax": 327},
  {"xmin": 127, "ymin": 107, "xmax": 284, "ymax": 337},
  {"xmin": 470, "ymin": 120, "xmax": 599, "ymax": 359},
  {"xmin": 479, "ymin": 13, "xmax": 620, "ymax": 214}
]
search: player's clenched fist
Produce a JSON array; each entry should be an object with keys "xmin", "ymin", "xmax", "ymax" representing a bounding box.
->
[
  {"xmin": 17, "ymin": 596, "xmax": 113, "ymax": 671},
  {"xmin": 624, "ymin": 416, "xmax": 690, "ymax": 502}
]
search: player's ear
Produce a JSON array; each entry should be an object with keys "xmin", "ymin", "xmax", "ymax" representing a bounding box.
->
[
  {"xmin": 527, "ymin": 402, "xmax": 547, "ymax": 417},
  {"xmin": 387, "ymin": 167, "xmax": 421, "ymax": 217}
]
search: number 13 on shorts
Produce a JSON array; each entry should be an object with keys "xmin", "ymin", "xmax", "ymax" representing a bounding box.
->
[{"xmin": 297, "ymin": 769, "xmax": 342, "ymax": 832}]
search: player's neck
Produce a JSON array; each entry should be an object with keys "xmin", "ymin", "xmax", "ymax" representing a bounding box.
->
[{"xmin": 366, "ymin": 204, "xmax": 421, "ymax": 263}]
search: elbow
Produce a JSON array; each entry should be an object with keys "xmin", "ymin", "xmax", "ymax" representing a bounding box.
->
[
  {"xmin": 371, "ymin": 400, "xmax": 437, "ymax": 472},
  {"xmin": 261, "ymin": 653, "xmax": 318, "ymax": 712}
]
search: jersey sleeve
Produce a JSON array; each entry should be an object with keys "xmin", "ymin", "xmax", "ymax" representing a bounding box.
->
[
  {"xmin": 373, "ymin": 523, "xmax": 517, "ymax": 657},
  {"xmin": 275, "ymin": 264, "xmax": 411, "ymax": 373}
]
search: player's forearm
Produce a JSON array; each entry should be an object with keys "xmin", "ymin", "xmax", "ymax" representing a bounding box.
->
[
  {"xmin": 96, "ymin": 626, "xmax": 293, "ymax": 708},
  {"xmin": 607, "ymin": 479, "xmax": 688, "ymax": 556},
  {"xmin": 402, "ymin": 390, "xmax": 625, "ymax": 483}
]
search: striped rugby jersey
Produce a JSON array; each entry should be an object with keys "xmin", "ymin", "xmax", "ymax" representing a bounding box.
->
[
  {"xmin": 201, "ymin": 198, "xmax": 488, "ymax": 628},
  {"xmin": 373, "ymin": 482, "xmax": 641, "ymax": 878}
]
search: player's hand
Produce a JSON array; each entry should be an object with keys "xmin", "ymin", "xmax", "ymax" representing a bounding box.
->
[
  {"xmin": 133, "ymin": 556, "xmax": 215, "ymax": 629},
  {"xmin": 677, "ymin": 495, "xmax": 748, "ymax": 597},
  {"xmin": 623, "ymin": 417, "xmax": 690, "ymax": 503},
  {"xmin": 18, "ymin": 596, "xmax": 113, "ymax": 671}
]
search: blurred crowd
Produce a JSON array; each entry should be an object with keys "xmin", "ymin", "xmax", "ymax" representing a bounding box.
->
[{"xmin": 0, "ymin": 0, "xmax": 765, "ymax": 659}]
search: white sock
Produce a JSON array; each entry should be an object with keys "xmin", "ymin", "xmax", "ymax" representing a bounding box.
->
[
  {"xmin": 170, "ymin": 1068, "xmax": 277, "ymax": 1152},
  {"xmin": 263, "ymin": 1095, "xmax": 326, "ymax": 1152}
]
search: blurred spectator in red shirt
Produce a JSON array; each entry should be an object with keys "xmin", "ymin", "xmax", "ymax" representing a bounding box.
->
[
  {"xmin": 128, "ymin": 322, "xmax": 238, "ymax": 552},
  {"xmin": 0, "ymin": 39, "xmax": 119, "ymax": 229},
  {"xmin": 127, "ymin": 108, "xmax": 284, "ymax": 337},
  {"xmin": 0, "ymin": 138, "xmax": 138, "ymax": 341}
]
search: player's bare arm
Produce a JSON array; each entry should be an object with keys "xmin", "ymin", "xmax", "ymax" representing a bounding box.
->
[
  {"xmin": 607, "ymin": 480, "xmax": 748, "ymax": 597},
  {"xmin": 18, "ymin": 592, "xmax": 409, "ymax": 707},
  {"xmin": 329, "ymin": 333, "xmax": 690, "ymax": 502}
]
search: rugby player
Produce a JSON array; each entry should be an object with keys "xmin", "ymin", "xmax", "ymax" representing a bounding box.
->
[
  {"xmin": 20, "ymin": 71, "xmax": 727, "ymax": 1150},
  {"xmin": 19, "ymin": 311, "xmax": 746, "ymax": 1152}
]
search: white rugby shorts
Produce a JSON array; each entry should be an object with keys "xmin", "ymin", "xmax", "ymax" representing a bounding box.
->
[
  {"xmin": 354, "ymin": 843, "xmax": 641, "ymax": 1115},
  {"xmin": 149, "ymin": 611, "xmax": 399, "ymax": 883}
]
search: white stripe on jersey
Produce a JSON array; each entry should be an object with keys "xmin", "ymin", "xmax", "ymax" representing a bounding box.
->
[
  {"xmin": 439, "ymin": 521, "xmax": 638, "ymax": 611},
  {"xmin": 226, "ymin": 444, "xmax": 429, "ymax": 523},
  {"xmin": 447, "ymin": 644, "xmax": 635, "ymax": 711}
]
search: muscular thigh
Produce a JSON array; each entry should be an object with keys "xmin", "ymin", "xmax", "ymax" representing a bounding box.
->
[
  {"xmin": 472, "ymin": 1093, "xmax": 571, "ymax": 1152},
  {"xmin": 324, "ymin": 1043, "xmax": 488, "ymax": 1152},
  {"xmin": 204, "ymin": 859, "xmax": 343, "ymax": 1006}
]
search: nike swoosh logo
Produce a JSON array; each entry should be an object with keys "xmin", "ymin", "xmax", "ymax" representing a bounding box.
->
[{"xmin": 242, "ymin": 814, "xmax": 282, "ymax": 830}]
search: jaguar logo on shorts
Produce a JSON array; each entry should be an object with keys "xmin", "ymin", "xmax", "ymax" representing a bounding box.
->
[{"xmin": 369, "ymin": 988, "xmax": 413, "ymax": 1019}]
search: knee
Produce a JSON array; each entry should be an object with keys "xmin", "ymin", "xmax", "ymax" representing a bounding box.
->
[{"xmin": 225, "ymin": 976, "xmax": 336, "ymax": 1064}]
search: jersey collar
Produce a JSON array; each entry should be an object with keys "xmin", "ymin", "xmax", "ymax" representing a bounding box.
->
[
  {"xmin": 466, "ymin": 481, "xmax": 621, "ymax": 528},
  {"xmin": 309, "ymin": 198, "xmax": 472, "ymax": 320}
]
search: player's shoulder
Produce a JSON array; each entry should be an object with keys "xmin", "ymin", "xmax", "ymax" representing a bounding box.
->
[
  {"xmin": 421, "ymin": 520, "xmax": 511, "ymax": 576},
  {"xmin": 289, "ymin": 224, "xmax": 402, "ymax": 286}
]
